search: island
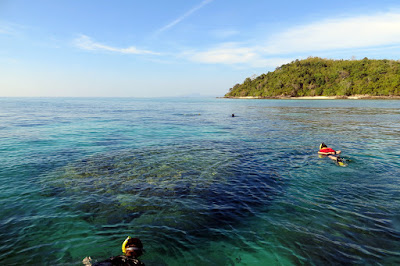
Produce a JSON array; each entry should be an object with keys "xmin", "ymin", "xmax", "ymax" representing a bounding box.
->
[{"xmin": 224, "ymin": 57, "xmax": 400, "ymax": 99}]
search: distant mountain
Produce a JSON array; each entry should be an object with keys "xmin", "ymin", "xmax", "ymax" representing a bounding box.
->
[
  {"xmin": 225, "ymin": 57, "xmax": 400, "ymax": 98},
  {"xmin": 180, "ymin": 93, "xmax": 221, "ymax": 98}
]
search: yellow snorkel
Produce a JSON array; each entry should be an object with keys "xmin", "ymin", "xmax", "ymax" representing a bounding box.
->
[
  {"xmin": 122, "ymin": 236, "xmax": 131, "ymax": 253},
  {"xmin": 319, "ymin": 143, "xmax": 326, "ymax": 150}
]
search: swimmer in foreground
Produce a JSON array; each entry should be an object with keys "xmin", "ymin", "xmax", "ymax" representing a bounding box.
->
[
  {"xmin": 83, "ymin": 236, "xmax": 145, "ymax": 266},
  {"xmin": 318, "ymin": 142, "xmax": 346, "ymax": 166}
]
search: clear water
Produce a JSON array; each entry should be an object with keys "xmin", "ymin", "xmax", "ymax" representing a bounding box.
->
[{"xmin": 0, "ymin": 97, "xmax": 399, "ymax": 265}]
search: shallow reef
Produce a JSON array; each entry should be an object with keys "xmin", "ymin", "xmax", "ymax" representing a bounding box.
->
[{"xmin": 42, "ymin": 143, "xmax": 283, "ymax": 233}]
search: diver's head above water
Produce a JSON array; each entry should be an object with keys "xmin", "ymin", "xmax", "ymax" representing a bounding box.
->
[
  {"xmin": 122, "ymin": 237, "xmax": 144, "ymax": 258},
  {"xmin": 319, "ymin": 142, "xmax": 327, "ymax": 149}
]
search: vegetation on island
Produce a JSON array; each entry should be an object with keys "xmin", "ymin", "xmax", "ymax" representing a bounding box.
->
[{"xmin": 225, "ymin": 57, "xmax": 400, "ymax": 98}]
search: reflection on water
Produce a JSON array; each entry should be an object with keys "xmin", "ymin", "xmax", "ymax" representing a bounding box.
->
[{"xmin": 0, "ymin": 98, "xmax": 400, "ymax": 265}]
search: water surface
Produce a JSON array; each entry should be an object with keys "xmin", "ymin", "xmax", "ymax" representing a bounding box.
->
[{"xmin": 0, "ymin": 98, "xmax": 399, "ymax": 265}]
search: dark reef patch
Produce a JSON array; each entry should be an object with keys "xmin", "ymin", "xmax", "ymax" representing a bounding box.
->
[{"xmin": 41, "ymin": 142, "xmax": 283, "ymax": 235}]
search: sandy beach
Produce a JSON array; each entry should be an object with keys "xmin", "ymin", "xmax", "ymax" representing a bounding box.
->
[{"xmin": 224, "ymin": 95, "xmax": 400, "ymax": 100}]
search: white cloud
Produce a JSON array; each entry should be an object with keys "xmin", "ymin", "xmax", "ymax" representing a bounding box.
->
[
  {"xmin": 156, "ymin": 0, "xmax": 214, "ymax": 33},
  {"xmin": 187, "ymin": 43, "xmax": 257, "ymax": 64},
  {"xmin": 186, "ymin": 11, "xmax": 400, "ymax": 67},
  {"xmin": 264, "ymin": 12, "xmax": 400, "ymax": 54},
  {"xmin": 74, "ymin": 34, "xmax": 159, "ymax": 55},
  {"xmin": 185, "ymin": 43, "xmax": 293, "ymax": 68}
]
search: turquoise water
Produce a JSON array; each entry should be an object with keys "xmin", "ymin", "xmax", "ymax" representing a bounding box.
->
[{"xmin": 0, "ymin": 97, "xmax": 399, "ymax": 265}]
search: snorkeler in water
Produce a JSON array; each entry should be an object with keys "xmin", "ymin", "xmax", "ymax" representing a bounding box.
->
[
  {"xmin": 83, "ymin": 237, "xmax": 145, "ymax": 266},
  {"xmin": 318, "ymin": 142, "xmax": 345, "ymax": 166}
]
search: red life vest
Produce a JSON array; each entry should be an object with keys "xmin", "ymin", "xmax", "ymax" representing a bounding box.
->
[{"xmin": 319, "ymin": 147, "xmax": 335, "ymax": 153}]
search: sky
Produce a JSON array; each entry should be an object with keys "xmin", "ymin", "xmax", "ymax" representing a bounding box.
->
[{"xmin": 1, "ymin": 0, "xmax": 400, "ymax": 97}]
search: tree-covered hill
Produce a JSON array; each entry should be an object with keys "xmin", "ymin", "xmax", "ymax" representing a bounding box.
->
[{"xmin": 225, "ymin": 57, "xmax": 400, "ymax": 97}]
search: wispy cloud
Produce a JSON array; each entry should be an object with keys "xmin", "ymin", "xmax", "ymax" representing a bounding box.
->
[
  {"xmin": 156, "ymin": 0, "xmax": 214, "ymax": 34},
  {"xmin": 185, "ymin": 43, "xmax": 258, "ymax": 65},
  {"xmin": 74, "ymin": 34, "xmax": 159, "ymax": 55},
  {"xmin": 264, "ymin": 12, "xmax": 400, "ymax": 55},
  {"xmin": 184, "ymin": 43, "xmax": 293, "ymax": 68},
  {"xmin": 0, "ymin": 26, "xmax": 10, "ymax": 34},
  {"xmin": 73, "ymin": 11, "xmax": 400, "ymax": 67},
  {"xmin": 186, "ymin": 11, "xmax": 400, "ymax": 67},
  {"xmin": 0, "ymin": 22, "xmax": 22, "ymax": 36}
]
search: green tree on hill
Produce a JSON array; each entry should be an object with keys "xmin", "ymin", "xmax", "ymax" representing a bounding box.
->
[{"xmin": 225, "ymin": 57, "xmax": 400, "ymax": 97}]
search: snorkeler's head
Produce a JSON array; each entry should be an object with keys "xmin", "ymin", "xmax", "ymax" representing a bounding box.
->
[
  {"xmin": 319, "ymin": 143, "xmax": 327, "ymax": 149},
  {"xmin": 122, "ymin": 237, "xmax": 143, "ymax": 258}
]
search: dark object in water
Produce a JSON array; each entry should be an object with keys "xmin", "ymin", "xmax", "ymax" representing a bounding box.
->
[
  {"xmin": 85, "ymin": 237, "xmax": 145, "ymax": 266},
  {"xmin": 232, "ymin": 114, "xmax": 235, "ymax": 117},
  {"xmin": 89, "ymin": 255, "xmax": 144, "ymax": 266}
]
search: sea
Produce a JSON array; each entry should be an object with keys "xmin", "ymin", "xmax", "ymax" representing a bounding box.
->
[{"xmin": 0, "ymin": 97, "xmax": 399, "ymax": 265}]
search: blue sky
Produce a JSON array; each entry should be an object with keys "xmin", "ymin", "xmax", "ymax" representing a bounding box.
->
[{"xmin": 1, "ymin": 0, "xmax": 400, "ymax": 97}]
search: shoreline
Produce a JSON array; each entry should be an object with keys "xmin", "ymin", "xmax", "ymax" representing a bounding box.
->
[{"xmin": 222, "ymin": 95, "xmax": 400, "ymax": 100}]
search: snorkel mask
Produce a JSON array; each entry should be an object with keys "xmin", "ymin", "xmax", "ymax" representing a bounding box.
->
[{"xmin": 125, "ymin": 247, "xmax": 141, "ymax": 251}]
